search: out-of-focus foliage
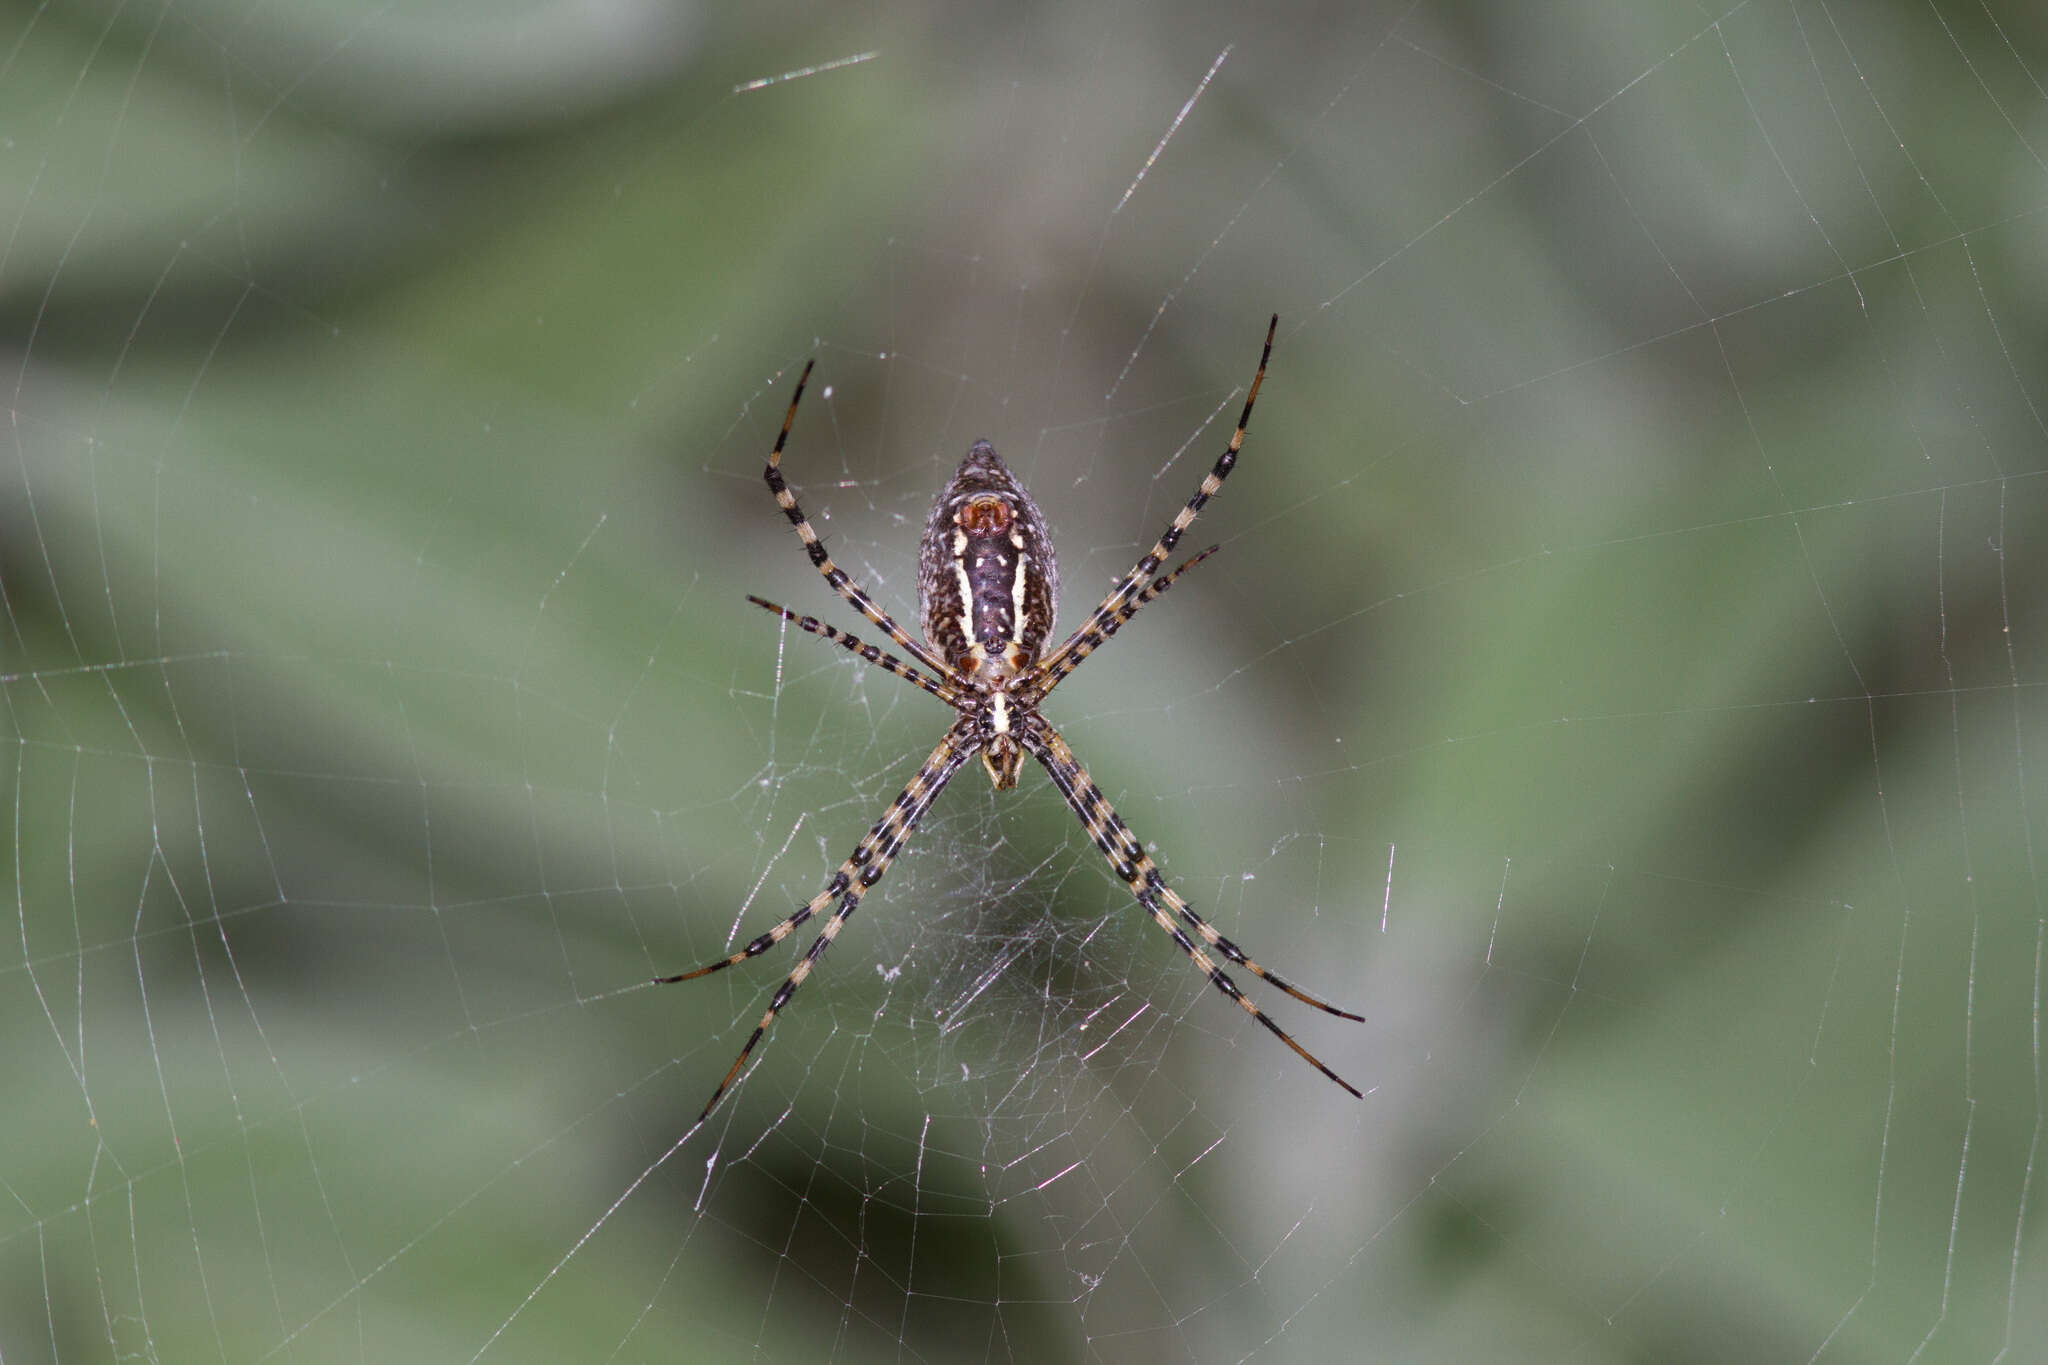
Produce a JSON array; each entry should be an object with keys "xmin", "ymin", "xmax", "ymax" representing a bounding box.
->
[{"xmin": 4, "ymin": 2, "xmax": 2045, "ymax": 1361}]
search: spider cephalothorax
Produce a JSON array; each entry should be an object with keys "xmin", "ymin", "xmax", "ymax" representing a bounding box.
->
[{"xmin": 662, "ymin": 317, "xmax": 1366, "ymax": 1125}]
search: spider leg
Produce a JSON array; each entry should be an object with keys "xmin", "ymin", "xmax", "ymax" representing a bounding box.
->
[
  {"xmin": 1024, "ymin": 721, "xmax": 1364, "ymax": 1098},
  {"xmin": 1026, "ymin": 315, "xmax": 1275, "ymax": 697},
  {"xmin": 763, "ymin": 361, "xmax": 953, "ymax": 677},
  {"xmin": 747, "ymin": 595, "xmax": 963, "ymax": 706},
  {"xmin": 1027, "ymin": 720, "xmax": 1363, "ymax": 1020},
  {"xmin": 662, "ymin": 722, "xmax": 976, "ymax": 1122},
  {"xmin": 1020, "ymin": 546, "xmax": 1218, "ymax": 704}
]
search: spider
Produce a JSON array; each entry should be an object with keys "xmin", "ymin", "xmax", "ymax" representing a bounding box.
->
[{"xmin": 662, "ymin": 315, "xmax": 1364, "ymax": 1122}]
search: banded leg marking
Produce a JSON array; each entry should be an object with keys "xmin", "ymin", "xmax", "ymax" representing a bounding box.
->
[
  {"xmin": 747, "ymin": 595, "xmax": 961, "ymax": 705},
  {"xmin": 1025, "ymin": 722, "xmax": 1364, "ymax": 1098},
  {"xmin": 1030, "ymin": 722, "xmax": 1363, "ymax": 1019},
  {"xmin": 1023, "ymin": 546, "xmax": 1219, "ymax": 704},
  {"xmin": 1029, "ymin": 315, "xmax": 1275, "ymax": 691},
  {"xmin": 666, "ymin": 723, "xmax": 975, "ymax": 1122},
  {"xmin": 763, "ymin": 361, "xmax": 952, "ymax": 678}
]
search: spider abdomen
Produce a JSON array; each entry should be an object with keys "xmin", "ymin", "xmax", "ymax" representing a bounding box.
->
[{"xmin": 917, "ymin": 441, "xmax": 1059, "ymax": 680}]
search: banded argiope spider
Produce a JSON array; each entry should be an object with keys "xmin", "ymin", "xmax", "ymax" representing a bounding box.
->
[{"xmin": 664, "ymin": 316, "xmax": 1364, "ymax": 1121}]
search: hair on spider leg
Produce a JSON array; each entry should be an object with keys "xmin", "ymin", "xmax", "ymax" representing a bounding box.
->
[{"xmin": 661, "ymin": 314, "xmax": 1365, "ymax": 1123}]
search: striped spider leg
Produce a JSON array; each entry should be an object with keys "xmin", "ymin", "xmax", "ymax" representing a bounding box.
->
[
  {"xmin": 1022, "ymin": 720, "xmax": 1363, "ymax": 1097},
  {"xmin": 661, "ymin": 316, "xmax": 1363, "ymax": 1122},
  {"xmin": 761, "ymin": 360, "xmax": 956, "ymax": 681},
  {"xmin": 658, "ymin": 721, "xmax": 974, "ymax": 1123},
  {"xmin": 1017, "ymin": 315, "xmax": 1276, "ymax": 707}
]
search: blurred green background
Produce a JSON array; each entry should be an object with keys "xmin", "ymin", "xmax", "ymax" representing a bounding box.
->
[{"xmin": 5, "ymin": 1, "xmax": 2046, "ymax": 1361}]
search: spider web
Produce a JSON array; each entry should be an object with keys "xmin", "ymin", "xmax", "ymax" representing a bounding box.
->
[{"xmin": 5, "ymin": 1, "xmax": 2047, "ymax": 1361}]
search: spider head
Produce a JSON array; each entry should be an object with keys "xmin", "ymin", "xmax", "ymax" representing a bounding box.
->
[
  {"xmin": 980, "ymin": 736, "xmax": 1024, "ymax": 791},
  {"xmin": 975, "ymin": 691, "xmax": 1027, "ymax": 790}
]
